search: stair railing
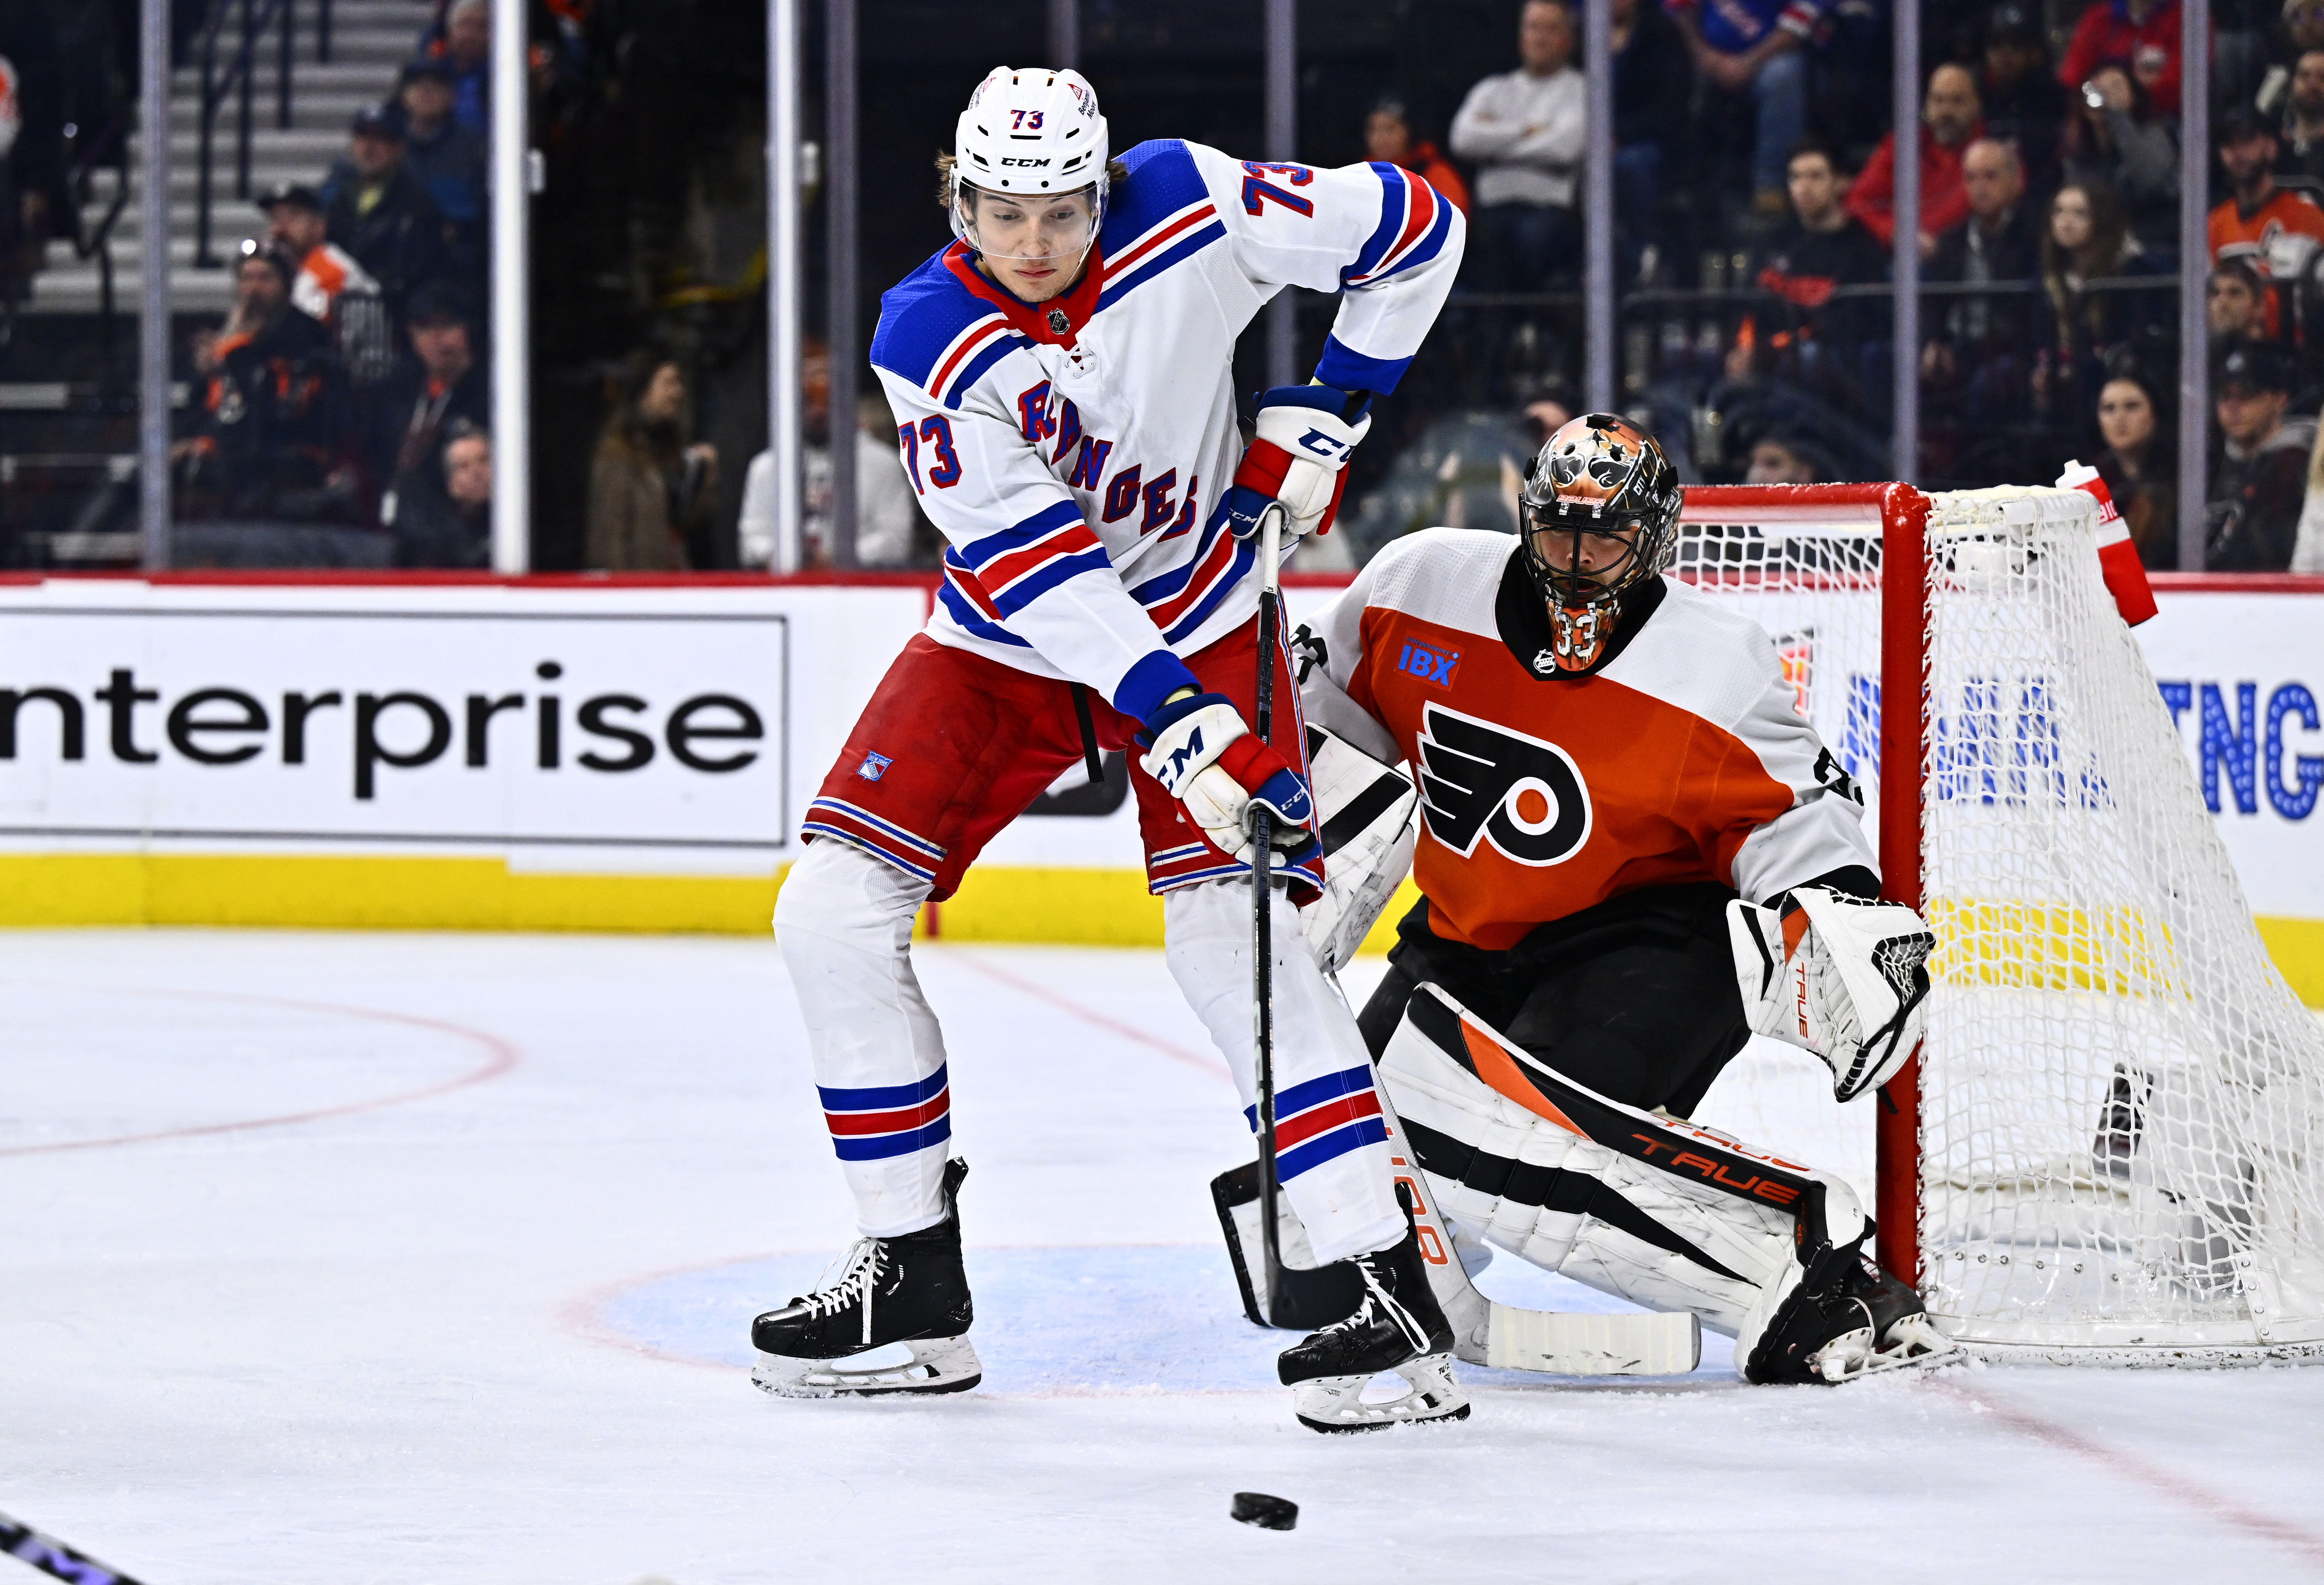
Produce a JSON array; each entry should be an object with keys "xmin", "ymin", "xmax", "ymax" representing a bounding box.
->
[{"xmin": 193, "ymin": 0, "xmax": 324, "ymax": 268}]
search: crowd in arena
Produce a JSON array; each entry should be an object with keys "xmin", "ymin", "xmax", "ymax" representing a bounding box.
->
[
  {"xmin": 17, "ymin": 0, "xmax": 2323, "ymax": 573},
  {"xmin": 1355, "ymin": 0, "xmax": 2324, "ymax": 574},
  {"xmin": 156, "ymin": 0, "xmax": 725, "ymax": 572}
]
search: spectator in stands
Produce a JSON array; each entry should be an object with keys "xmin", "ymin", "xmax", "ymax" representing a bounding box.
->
[
  {"xmin": 1664, "ymin": 0, "xmax": 1819, "ymax": 216},
  {"xmin": 746, "ymin": 391, "xmax": 926, "ymax": 570},
  {"xmin": 1364, "ymin": 96, "xmax": 1469, "ymax": 213},
  {"xmin": 587, "ymin": 358, "xmax": 720, "ymax": 572},
  {"xmin": 2061, "ymin": 61, "xmax": 2180, "ymax": 250},
  {"xmin": 2210, "ymin": 257, "xmax": 2269, "ymax": 343},
  {"xmin": 260, "ymin": 181, "xmax": 393, "ymax": 387},
  {"xmin": 1745, "ymin": 434, "xmax": 1823, "ymax": 483},
  {"xmin": 2209, "ymin": 339, "xmax": 2313, "ymax": 568},
  {"xmin": 1611, "ymin": 0, "xmax": 1688, "ymax": 278},
  {"xmin": 1728, "ymin": 139, "xmax": 1889, "ymax": 405},
  {"xmin": 323, "ymin": 104, "xmax": 450, "ymax": 331},
  {"xmin": 1924, "ymin": 139, "xmax": 2042, "ymax": 474},
  {"xmin": 2060, "ymin": 0, "xmax": 2187, "ymax": 117},
  {"xmin": 2035, "ymin": 183, "xmax": 2161, "ymax": 427},
  {"xmin": 2287, "ymin": 0, "xmax": 2324, "ymax": 58},
  {"xmin": 1848, "ymin": 63, "xmax": 1984, "ymax": 252},
  {"xmin": 175, "ymin": 243, "xmax": 353, "ymax": 524},
  {"xmin": 2276, "ymin": 50, "xmax": 2324, "ymax": 185},
  {"xmin": 2094, "ymin": 363, "xmax": 2179, "ymax": 567},
  {"xmin": 368, "ymin": 281, "xmax": 488, "ymax": 522},
  {"xmin": 386, "ymin": 419, "xmax": 493, "ymax": 568},
  {"xmin": 2209, "ymin": 105, "xmax": 2324, "ymax": 337},
  {"xmin": 419, "ymin": 0, "xmax": 491, "ymax": 137},
  {"xmin": 0, "ymin": 0, "xmax": 64, "ymax": 303},
  {"xmin": 1450, "ymin": 0, "xmax": 1585, "ymax": 287},
  {"xmin": 397, "ymin": 59, "xmax": 485, "ymax": 272},
  {"xmin": 1980, "ymin": 3, "xmax": 2069, "ymax": 194}
]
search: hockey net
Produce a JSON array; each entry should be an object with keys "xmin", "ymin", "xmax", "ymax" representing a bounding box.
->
[{"xmin": 1678, "ymin": 483, "xmax": 2324, "ymax": 1364}]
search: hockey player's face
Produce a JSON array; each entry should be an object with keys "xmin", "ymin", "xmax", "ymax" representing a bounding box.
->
[
  {"xmin": 964, "ymin": 189, "xmax": 1098, "ymax": 299},
  {"xmin": 1531, "ymin": 517, "xmax": 1641, "ymax": 595}
]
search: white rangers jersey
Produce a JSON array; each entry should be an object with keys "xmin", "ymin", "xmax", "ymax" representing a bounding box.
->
[
  {"xmin": 1299, "ymin": 529, "xmax": 1877, "ymax": 952},
  {"xmin": 868, "ymin": 138, "xmax": 1463, "ymax": 724}
]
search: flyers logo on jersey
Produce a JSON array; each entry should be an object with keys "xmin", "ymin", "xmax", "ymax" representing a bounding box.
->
[{"xmin": 1414, "ymin": 703, "xmax": 1592, "ymax": 866}]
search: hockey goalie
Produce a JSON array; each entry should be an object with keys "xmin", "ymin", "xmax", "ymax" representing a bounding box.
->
[{"xmin": 1287, "ymin": 414, "xmax": 1958, "ymax": 1384}]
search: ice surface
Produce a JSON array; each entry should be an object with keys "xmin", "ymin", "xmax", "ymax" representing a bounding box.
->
[{"xmin": 2, "ymin": 930, "xmax": 2320, "ymax": 1583}]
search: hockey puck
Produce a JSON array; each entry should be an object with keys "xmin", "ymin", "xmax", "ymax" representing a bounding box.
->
[{"xmin": 1230, "ymin": 1491, "xmax": 1298, "ymax": 1531}]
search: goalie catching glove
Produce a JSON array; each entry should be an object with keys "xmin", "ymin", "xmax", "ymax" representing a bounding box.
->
[
  {"xmin": 1225, "ymin": 385, "xmax": 1373, "ymax": 541},
  {"xmin": 1727, "ymin": 886, "xmax": 1936, "ymax": 1102},
  {"xmin": 1137, "ymin": 690, "xmax": 1316, "ymax": 865}
]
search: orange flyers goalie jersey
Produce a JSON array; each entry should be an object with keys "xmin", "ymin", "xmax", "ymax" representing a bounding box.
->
[{"xmin": 1296, "ymin": 528, "xmax": 1876, "ymax": 952}]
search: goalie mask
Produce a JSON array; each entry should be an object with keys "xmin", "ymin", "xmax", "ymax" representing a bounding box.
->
[
  {"xmin": 1519, "ymin": 414, "xmax": 1681, "ymax": 672},
  {"xmin": 949, "ymin": 67, "xmax": 1110, "ymax": 263}
]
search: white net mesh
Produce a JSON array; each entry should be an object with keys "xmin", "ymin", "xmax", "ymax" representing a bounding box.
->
[{"xmin": 1676, "ymin": 485, "xmax": 2324, "ymax": 1364}]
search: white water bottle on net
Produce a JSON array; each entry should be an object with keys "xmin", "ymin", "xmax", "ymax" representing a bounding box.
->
[{"xmin": 1677, "ymin": 483, "xmax": 2324, "ymax": 1365}]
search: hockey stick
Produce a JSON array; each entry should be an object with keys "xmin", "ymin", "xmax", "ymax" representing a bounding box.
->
[
  {"xmin": 1250, "ymin": 499, "xmax": 1289, "ymax": 1326},
  {"xmin": 0, "ymin": 1509, "xmax": 147, "ymax": 1585}
]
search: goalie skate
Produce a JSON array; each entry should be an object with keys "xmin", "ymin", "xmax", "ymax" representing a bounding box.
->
[
  {"xmin": 1748, "ymin": 1252, "xmax": 1962, "ymax": 1385},
  {"xmin": 749, "ymin": 1159, "xmax": 982, "ymax": 1399},
  {"xmin": 1277, "ymin": 1193, "xmax": 1471, "ymax": 1434}
]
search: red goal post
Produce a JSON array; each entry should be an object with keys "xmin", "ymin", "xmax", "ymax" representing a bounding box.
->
[{"xmin": 1680, "ymin": 484, "xmax": 1931, "ymax": 1288}]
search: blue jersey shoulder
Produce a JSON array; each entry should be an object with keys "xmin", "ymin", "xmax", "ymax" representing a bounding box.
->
[
  {"xmin": 869, "ymin": 248, "xmax": 996, "ymax": 390},
  {"xmin": 1101, "ymin": 140, "xmax": 1213, "ymax": 249}
]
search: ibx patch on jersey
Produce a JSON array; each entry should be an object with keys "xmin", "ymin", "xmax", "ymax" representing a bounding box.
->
[
  {"xmin": 1414, "ymin": 702, "xmax": 1592, "ymax": 866},
  {"xmin": 856, "ymin": 751, "xmax": 895, "ymax": 782},
  {"xmin": 1396, "ymin": 639, "xmax": 1460, "ymax": 688}
]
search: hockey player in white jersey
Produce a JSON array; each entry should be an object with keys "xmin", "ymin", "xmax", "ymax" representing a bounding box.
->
[
  {"xmin": 752, "ymin": 66, "xmax": 1474, "ymax": 1431},
  {"xmin": 1293, "ymin": 414, "xmax": 1959, "ymax": 1384}
]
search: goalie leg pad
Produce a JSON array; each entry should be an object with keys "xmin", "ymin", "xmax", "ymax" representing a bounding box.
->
[{"xmin": 1378, "ymin": 983, "xmax": 1871, "ymax": 1363}]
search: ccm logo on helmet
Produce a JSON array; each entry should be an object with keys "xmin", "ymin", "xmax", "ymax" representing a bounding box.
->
[
  {"xmin": 1414, "ymin": 702, "xmax": 1591, "ymax": 866},
  {"xmin": 1000, "ymin": 157, "xmax": 1052, "ymax": 167}
]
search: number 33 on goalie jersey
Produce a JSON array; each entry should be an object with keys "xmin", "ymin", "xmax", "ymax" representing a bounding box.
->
[{"xmin": 1297, "ymin": 529, "xmax": 1878, "ymax": 952}]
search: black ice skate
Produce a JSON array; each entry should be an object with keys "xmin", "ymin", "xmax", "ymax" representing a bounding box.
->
[
  {"xmin": 1276, "ymin": 1194, "xmax": 1471, "ymax": 1434},
  {"xmin": 1745, "ymin": 1248, "xmax": 1961, "ymax": 1385},
  {"xmin": 749, "ymin": 1157, "xmax": 980, "ymax": 1398}
]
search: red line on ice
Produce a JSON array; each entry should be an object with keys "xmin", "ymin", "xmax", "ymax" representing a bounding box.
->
[
  {"xmin": 1939, "ymin": 1379, "xmax": 2324, "ymax": 1566},
  {"xmin": 948, "ymin": 953, "xmax": 1231, "ymax": 1081},
  {"xmin": 0, "ymin": 983, "xmax": 520, "ymax": 1158}
]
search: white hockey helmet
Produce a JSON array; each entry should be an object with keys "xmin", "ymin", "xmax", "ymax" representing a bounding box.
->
[{"xmin": 950, "ymin": 66, "xmax": 1110, "ymax": 261}]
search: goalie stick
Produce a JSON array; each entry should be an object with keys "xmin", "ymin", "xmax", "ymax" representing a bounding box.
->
[{"xmin": 0, "ymin": 1509, "xmax": 147, "ymax": 1585}]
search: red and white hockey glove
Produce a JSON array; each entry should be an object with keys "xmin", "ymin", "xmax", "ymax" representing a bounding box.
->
[
  {"xmin": 1136, "ymin": 690, "xmax": 1317, "ymax": 865},
  {"xmin": 1224, "ymin": 385, "xmax": 1373, "ymax": 541},
  {"xmin": 1727, "ymin": 886, "xmax": 1935, "ymax": 1102}
]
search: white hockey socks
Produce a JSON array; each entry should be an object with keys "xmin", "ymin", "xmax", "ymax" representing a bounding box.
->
[{"xmin": 772, "ymin": 838, "xmax": 953, "ymax": 1238}]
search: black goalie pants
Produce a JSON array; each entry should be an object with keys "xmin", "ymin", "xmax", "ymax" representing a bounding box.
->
[{"xmin": 1355, "ymin": 881, "xmax": 1750, "ymax": 1119}]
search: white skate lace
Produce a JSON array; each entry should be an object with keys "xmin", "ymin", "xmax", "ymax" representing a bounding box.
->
[
  {"xmin": 1322, "ymin": 1256, "xmax": 1429, "ymax": 1354},
  {"xmin": 798, "ymin": 1238, "xmax": 888, "ymax": 1346}
]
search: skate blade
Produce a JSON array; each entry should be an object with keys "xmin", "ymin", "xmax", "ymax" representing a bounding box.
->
[
  {"xmin": 1812, "ymin": 1315, "xmax": 1964, "ymax": 1384},
  {"xmin": 750, "ymin": 1335, "xmax": 981, "ymax": 1399},
  {"xmin": 1292, "ymin": 1353, "xmax": 1471, "ymax": 1435}
]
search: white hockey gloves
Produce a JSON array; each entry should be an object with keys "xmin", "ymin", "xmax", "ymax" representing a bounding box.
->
[
  {"xmin": 1300, "ymin": 724, "xmax": 1418, "ymax": 972},
  {"xmin": 1727, "ymin": 886, "xmax": 1936, "ymax": 1102},
  {"xmin": 1225, "ymin": 384, "xmax": 1373, "ymax": 541},
  {"xmin": 1137, "ymin": 690, "xmax": 1317, "ymax": 865}
]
